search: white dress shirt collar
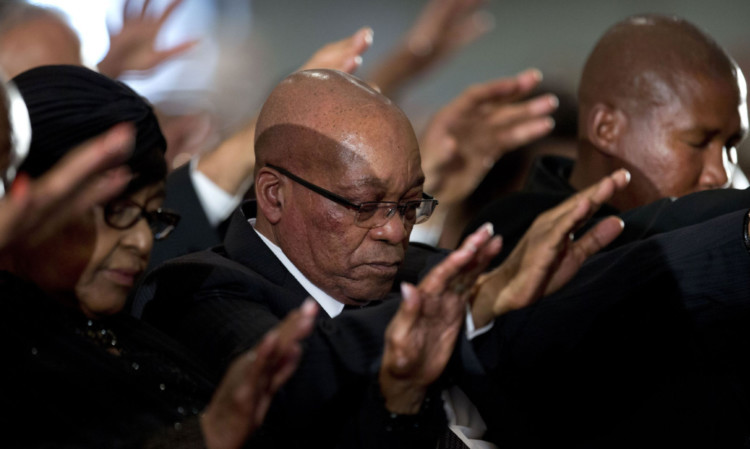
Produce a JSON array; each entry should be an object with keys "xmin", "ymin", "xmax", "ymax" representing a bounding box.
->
[{"xmin": 248, "ymin": 218, "xmax": 345, "ymax": 318}]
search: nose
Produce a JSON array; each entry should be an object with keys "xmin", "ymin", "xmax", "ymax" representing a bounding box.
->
[
  {"xmin": 699, "ymin": 144, "xmax": 731, "ymax": 189},
  {"xmin": 121, "ymin": 216, "xmax": 154, "ymax": 258},
  {"xmin": 370, "ymin": 211, "xmax": 409, "ymax": 244}
]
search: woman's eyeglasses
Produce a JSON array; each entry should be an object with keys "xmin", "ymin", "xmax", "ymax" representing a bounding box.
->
[{"xmin": 104, "ymin": 199, "xmax": 180, "ymax": 240}]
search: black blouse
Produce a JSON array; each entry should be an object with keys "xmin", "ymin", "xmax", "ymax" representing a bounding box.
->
[{"xmin": 0, "ymin": 272, "xmax": 217, "ymax": 448}]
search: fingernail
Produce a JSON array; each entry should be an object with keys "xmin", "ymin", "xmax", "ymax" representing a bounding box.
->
[
  {"xmin": 616, "ymin": 218, "xmax": 625, "ymax": 230},
  {"xmin": 363, "ymin": 27, "xmax": 374, "ymax": 45},
  {"xmin": 545, "ymin": 117, "xmax": 556, "ymax": 129},
  {"xmin": 353, "ymin": 55, "xmax": 363, "ymax": 66},
  {"xmin": 400, "ymin": 282, "xmax": 413, "ymax": 302},
  {"xmin": 619, "ymin": 168, "xmax": 631, "ymax": 184},
  {"xmin": 301, "ymin": 298, "xmax": 317, "ymax": 315},
  {"xmin": 480, "ymin": 222, "xmax": 494, "ymax": 237},
  {"xmin": 9, "ymin": 172, "xmax": 29, "ymax": 201},
  {"xmin": 526, "ymin": 68, "xmax": 543, "ymax": 82},
  {"xmin": 264, "ymin": 330, "xmax": 279, "ymax": 344},
  {"xmin": 547, "ymin": 94, "xmax": 559, "ymax": 108}
]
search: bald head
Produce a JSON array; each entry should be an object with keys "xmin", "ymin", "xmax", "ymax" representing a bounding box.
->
[
  {"xmin": 571, "ymin": 15, "xmax": 748, "ymax": 211},
  {"xmin": 580, "ymin": 15, "xmax": 738, "ymax": 116},
  {"xmin": 0, "ymin": 4, "xmax": 82, "ymax": 79},
  {"xmin": 255, "ymin": 69, "xmax": 417, "ymax": 177},
  {"xmin": 253, "ymin": 69, "xmax": 424, "ymax": 304}
]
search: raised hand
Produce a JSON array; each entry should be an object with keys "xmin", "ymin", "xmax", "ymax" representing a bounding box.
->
[
  {"xmin": 379, "ymin": 223, "xmax": 501, "ymax": 414},
  {"xmin": 369, "ymin": 0, "xmax": 493, "ymax": 98},
  {"xmin": 471, "ymin": 169, "xmax": 631, "ymax": 327},
  {"xmin": 298, "ymin": 27, "xmax": 374, "ymax": 74},
  {"xmin": 99, "ymin": 0, "xmax": 198, "ymax": 79},
  {"xmin": 201, "ymin": 300, "xmax": 318, "ymax": 449},
  {"xmin": 421, "ymin": 69, "xmax": 557, "ymax": 206},
  {"xmin": 0, "ymin": 124, "xmax": 134, "ymax": 252}
]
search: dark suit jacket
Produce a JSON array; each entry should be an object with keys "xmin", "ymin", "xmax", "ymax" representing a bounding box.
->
[
  {"xmin": 471, "ymin": 208, "xmax": 750, "ymax": 448},
  {"xmin": 135, "ymin": 201, "xmax": 458, "ymax": 448}
]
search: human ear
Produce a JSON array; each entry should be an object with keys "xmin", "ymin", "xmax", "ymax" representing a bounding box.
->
[
  {"xmin": 256, "ymin": 167, "xmax": 284, "ymax": 224},
  {"xmin": 587, "ymin": 103, "xmax": 626, "ymax": 157}
]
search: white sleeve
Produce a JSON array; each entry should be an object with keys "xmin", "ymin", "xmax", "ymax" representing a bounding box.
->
[
  {"xmin": 465, "ymin": 304, "xmax": 494, "ymax": 340},
  {"xmin": 189, "ymin": 157, "xmax": 244, "ymax": 227}
]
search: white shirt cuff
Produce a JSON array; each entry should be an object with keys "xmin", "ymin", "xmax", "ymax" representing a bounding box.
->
[
  {"xmin": 189, "ymin": 157, "xmax": 243, "ymax": 227},
  {"xmin": 465, "ymin": 304, "xmax": 493, "ymax": 340}
]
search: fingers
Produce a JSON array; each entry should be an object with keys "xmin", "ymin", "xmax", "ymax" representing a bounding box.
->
[
  {"xmin": 469, "ymin": 69, "xmax": 544, "ymax": 106},
  {"xmin": 515, "ymin": 68, "xmax": 544, "ymax": 92},
  {"xmin": 35, "ymin": 124, "xmax": 134, "ymax": 206},
  {"xmin": 408, "ymin": 0, "xmax": 491, "ymax": 57},
  {"xmin": 544, "ymin": 168, "xmax": 630, "ymax": 228},
  {"xmin": 141, "ymin": 0, "xmax": 151, "ymax": 18},
  {"xmin": 489, "ymin": 118, "xmax": 555, "ymax": 160},
  {"xmin": 459, "ymin": 77, "xmax": 521, "ymax": 110},
  {"xmin": 158, "ymin": 0, "xmax": 185, "ymax": 27},
  {"xmin": 68, "ymin": 166, "xmax": 132, "ymax": 216},
  {"xmin": 418, "ymin": 221, "xmax": 495, "ymax": 295},
  {"xmin": 571, "ymin": 216, "xmax": 625, "ymax": 261},
  {"xmin": 488, "ymin": 93, "xmax": 558, "ymax": 127},
  {"xmin": 299, "ymin": 27, "xmax": 374, "ymax": 74},
  {"xmin": 155, "ymin": 40, "xmax": 200, "ymax": 64},
  {"xmin": 447, "ymin": 9, "xmax": 494, "ymax": 49},
  {"xmin": 274, "ymin": 298, "xmax": 317, "ymax": 350},
  {"xmin": 123, "ymin": 0, "xmax": 133, "ymax": 20},
  {"xmin": 387, "ymin": 283, "xmax": 423, "ymax": 370}
]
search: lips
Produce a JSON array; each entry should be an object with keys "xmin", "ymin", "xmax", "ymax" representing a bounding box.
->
[
  {"xmin": 363, "ymin": 260, "xmax": 401, "ymax": 276},
  {"xmin": 102, "ymin": 268, "xmax": 142, "ymax": 287}
]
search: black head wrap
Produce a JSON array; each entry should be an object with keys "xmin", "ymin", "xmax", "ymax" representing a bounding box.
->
[{"xmin": 11, "ymin": 65, "xmax": 166, "ymax": 193}]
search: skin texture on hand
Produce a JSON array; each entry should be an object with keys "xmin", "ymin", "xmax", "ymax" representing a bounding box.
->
[
  {"xmin": 369, "ymin": 0, "xmax": 493, "ymax": 98},
  {"xmin": 200, "ymin": 300, "xmax": 318, "ymax": 449},
  {"xmin": 298, "ymin": 27, "xmax": 374, "ymax": 74},
  {"xmin": 0, "ymin": 124, "xmax": 134, "ymax": 253},
  {"xmin": 379, "ymin": 223, "xmax": 501, "ymax": 414},
  {"xmin": 470, "ymin": 169, "xmax": 631, "ymax": 328},
  {"xmin": 421, "ymin": 69, "xmax": 558, "ymax": 206},
  {"xmin": 98, "ymin": 0, "xmax": 198, "ymax": 79}
]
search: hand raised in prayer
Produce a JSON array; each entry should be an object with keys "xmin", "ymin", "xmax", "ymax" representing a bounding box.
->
[
  {"xmin": 470, "ymin": 169, "xmax": 631, "ymax": 328},
  {"xmin": 421, "ymin": 69, "xmax": 558, "ymax": 207},
  {"xmin": 0, "ymin": 124, "xmax": 134, "ymax": 252},
  {"xmin": 201, "ymin": 299, "xmax": 318, "ymax": 449},
  {"xmin": 99, "ymin": 0, "xmax": 198, "ymax": 78},
  {"xmin": 369, "ymin": 0, "xmax": 493, "ymax": 98},
  {"xmin": 379, "ymin": 223, "xmax": 501, "ymax": 414}
]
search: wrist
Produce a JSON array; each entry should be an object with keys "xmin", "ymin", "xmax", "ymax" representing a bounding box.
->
[
  {"xmin": 97, "ymin": 53, "xmax": 125, "ymax": 79},
  {"xmin": 199, "ymin": 408, "xmax": 239, "ymax": 449},
  {"xmin": 383, "ymin": 388, "xmax": 426, "ymax": 414},
  {"xmin": 379, "ymin": 370, "xmax": 427, "ymax": 414},
  {"xmin": 470, "ymin": 271, "xmax": 501, "ymax": 328}
]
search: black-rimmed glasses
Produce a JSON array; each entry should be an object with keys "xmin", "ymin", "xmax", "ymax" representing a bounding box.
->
[
  {"xmin": 266, "ymin": 163, "xmax": 438, "ymax": 229},
  {"xmin": 104, "ymin": 199, "xmax": 180, "ymax": 240}
]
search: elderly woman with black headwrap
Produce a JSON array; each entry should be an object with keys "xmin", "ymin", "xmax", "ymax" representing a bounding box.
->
[{"xmin": 0, "ymin": 65, "xmax": 317, "ymax": 449}]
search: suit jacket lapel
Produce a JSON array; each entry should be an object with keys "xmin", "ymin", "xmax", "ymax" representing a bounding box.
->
[{"xmin": 223, "ymin": 200, "xmax": 311, "ymax": 313}]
